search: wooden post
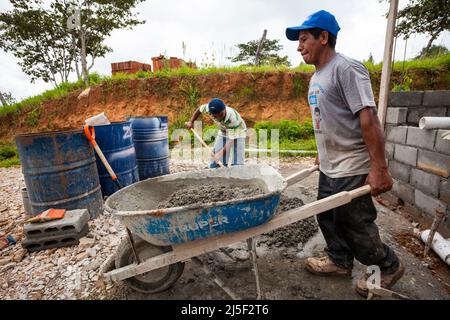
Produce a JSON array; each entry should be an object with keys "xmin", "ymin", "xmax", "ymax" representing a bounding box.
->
[
  {"xmin": 377, "ymin": 0, "xmax": 399, "ymax": 126},
  {"xmin": 255, "ymin": 29, "xmax": 267, "ymax": 66}
]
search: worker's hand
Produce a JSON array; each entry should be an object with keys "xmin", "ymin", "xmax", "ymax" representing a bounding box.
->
[
  {"xmin": 365, "ymin": 166, "xmax": 393, "ymax": 196},
  {"xmin": 314, "ymin": 156, "xmax": 320, "ymax": 166},
  {"xmin": 185, "ymin": 121, "xmax": 193, "ymax": 129}
]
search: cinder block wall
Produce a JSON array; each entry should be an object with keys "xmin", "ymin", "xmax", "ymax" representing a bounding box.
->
[{"xmin": 384, "ymin": 90, "xmax": 450, "ymax": 236}]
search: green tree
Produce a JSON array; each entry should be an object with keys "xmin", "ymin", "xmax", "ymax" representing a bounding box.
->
[
  {"xmin": 393, "ymin": 0, "xmax": 450, "ymax": 55},
  {"xmin": 0, "ymin": 91, "xmax": 17, "ymax": 106},
  {"xmin": 414, "ymin": 44, "xmax": 449, "ymax": 59},
  {"xmin": 0, "ymin": 0, "xmax": 145, "ymax": 87},
  {"xmin": 228, "ymin": 38, "xmax": 291, "ymax": 67}
]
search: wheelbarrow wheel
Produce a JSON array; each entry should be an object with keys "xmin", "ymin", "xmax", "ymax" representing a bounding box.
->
[{"xmin": 115, "ymin": 237, "xmax": 184, "ymax": 294}]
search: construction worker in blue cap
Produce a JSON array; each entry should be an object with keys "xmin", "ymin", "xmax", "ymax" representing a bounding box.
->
[
  {"xmin": 186, "ymin": 98, "xmax": 247, "ymax": 168},
  {"xmin": 286, "ymin": 10, "xmax": 404, "ymax": 297}
]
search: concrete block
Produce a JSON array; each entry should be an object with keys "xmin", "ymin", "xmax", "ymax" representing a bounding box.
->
[
  {"xmin": 407, "ymin": 107, "xmax": 447, "ymax": 125},
  {"xmin": 406, "ymin": 127, "xmax": 437, "ymax": 151},
  {"xmin": 440, "ymin": 179, "xmax": 450, "ymax": 204},
  {"xmin": 423, "ymin": 90, "xmax": 450, "ymax": 107},
  {"xmin": 385, "ymin": 142, "xmax": 395, "ymax": 160},
  {"xmin": 394, "ymin": 144, "xmax": 417, "ymax": 166},
  {"xmin": 386, "ymin": 126, "xmax": 408, "ymax": 144},
  {"xmin": 22, "ymin": 225, "xmax": 89, "ymax": 252},
  {"xmin": 435, "ymin": 130, "xmax": 450, "ymax": 155},
  {"xmin": 386, "ymin": 108, "xmax": 408, "ymax": 124},
  {"xmin": 388, "ymin": 160, "xmax": 411, "ymax": 183},
  {"xmin": 24, "ymin": 209, "xmax": 89, "ymax": 239},
  {"xmin": 415, "ymin": 189, "xmax": 447, "ymax": 218},
  {"xmin": 388, "ymin": 91, "xmax": 423, "ymax": 107},
  {"xmin": 410, "ymin": 168, "xmax": 440, "ymax": 197},
  {"xmin": 417, "ymin": 150, "xmax": 450, "ymax": 178},
  {"xmin": 392, "ymin": 179, "xmax": 414, "ymax": 204}
]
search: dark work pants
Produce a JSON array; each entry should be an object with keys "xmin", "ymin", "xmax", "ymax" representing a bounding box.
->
[{"xmin": 316, "ymin": 171, "xmax": 399, "ymax": 274}]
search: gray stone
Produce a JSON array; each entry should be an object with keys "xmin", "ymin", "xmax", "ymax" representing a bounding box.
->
[
  {"xmin": 414, "ymin": 189, "xmax": 447, "ymax": 218},
  {"xmin": 386, "ymin": 108, "xmax": 408, "ymax": 124},
  {"xmin": 435, "ymin": 130, "xmax": 450, "ymax": 155},
  {"xmin": 386, "ymin": 126, "xmax": 408, "ymax": 144},
  {"xmin": 417, "ymin": 150, "xmax": 450, "ymax": 178},
  {"xmin": 410, "ymin": 168, "xmax": 441, "ymax": 197},
  {"xmin": 407, "ymin": 107, "xmax": 447, "ymax": 125},
  {"xmin": 392, "ymin": 179, "xmax": 415, "ymax": 204},
  {"xmin": 22, "ymin": 225, "xmax": 89, "ymax": 252},
  {"xmin": 388, "ymin": 91, "xmax": 423, "ymax": 107},
  {"xmin": 394, "ymin": 144, "xmax": 417, "ymax": 166},
  {"xmin": 422, "ymin": 90, "xmax": 450, "ymax": 107},
  {"xmin": 406, "ymin": 127, "xmax": 437, "ymax": 151},
  {"xmin": 385, "ymin": 142, "xmax": 395, "ymax": 160},
  {"xmin": 24, "ymin": 209, "xmax": 89, "ymax": 239},
  {"xmin": 440, "ymin": 179, "xmax": 450, "ymax": 204},
  {"xmin": 388, "ymin": 160, "xmax": 411, "ymax": 183}
]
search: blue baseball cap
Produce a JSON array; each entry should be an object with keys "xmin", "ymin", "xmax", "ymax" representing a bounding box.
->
[
  {"xmin": 286, "ymin": 10, "xmax": 340, "ymax": 41},
  {"xmin": 208, "ymin": 98, "xmax": 226, "ymax": 114}
]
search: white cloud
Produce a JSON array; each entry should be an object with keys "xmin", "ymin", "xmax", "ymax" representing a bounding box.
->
[{"xmin": 0, "ymin": 0, "xmax": 449, "ymax": 102}]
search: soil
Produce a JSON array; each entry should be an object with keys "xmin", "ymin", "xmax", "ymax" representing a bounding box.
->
[
  {"xmin": 394, "ymin": 232, "xmax": 450, "ymax": 295},
  {"xmin": 157, "ymin": 183, "xmax": 265, "ymax": 209},
  {"xmin": 1, "ymin": 69, "xmax": 448, "ymax": 142}
]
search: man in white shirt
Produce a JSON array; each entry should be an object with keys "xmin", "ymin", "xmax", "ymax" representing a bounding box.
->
[{"xmin": 186, "ymin": 98, "xmax": 247, "ymax": 168}]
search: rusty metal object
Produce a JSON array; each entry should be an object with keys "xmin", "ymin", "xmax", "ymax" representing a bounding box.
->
[{"xmin": 424, "ymin": 208, "xmax": 446, "ymax": 257}]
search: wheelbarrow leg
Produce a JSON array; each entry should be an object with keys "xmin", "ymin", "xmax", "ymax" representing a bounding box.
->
[
  {"xmin": 126, "ymin": 228, "xmax": 141, "ymax": 264},
  {"xmin": 191, "ymin": 257, "xmax": 241, "ymax": 300},
  {"xmin": 247, "ymin": 237, "xmax": 263, "ymax": 300}
]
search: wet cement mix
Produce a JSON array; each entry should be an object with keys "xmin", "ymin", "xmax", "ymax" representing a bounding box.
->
[
  {"xmin": 157, "ymin": 184, "xmax": 265, "ymax": 209},
  {"xmin": 158, "ymin": 183, "xmax": 318, "ymax": 248},
  {"xmin": 261, "ymin": 196, "xmax": 318, "ymax": 248}
]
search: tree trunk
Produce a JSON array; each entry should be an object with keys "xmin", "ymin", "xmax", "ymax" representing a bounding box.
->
[
  {"xmin": 71, "ymin": 34, "xmax": 81, "ymax": 81},
  {"xmin": 0, "ymin": 91, "xmax": 8, "ymax": 107},
  {"xmin": 80, "ymin": 29, "xmax": 89, "ymax": 87},
  {"xmin": 255, "ymin": 29, "xmax": 267, "ymax": 66},
  {"xmin": 424, "ymin": 31, "xmax": 439, "ymax": 56}
]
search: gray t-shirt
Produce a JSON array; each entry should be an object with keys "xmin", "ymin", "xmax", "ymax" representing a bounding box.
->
[{"xmin": 308, "ymin": 53, "xmax": 376, "ymax": 178}]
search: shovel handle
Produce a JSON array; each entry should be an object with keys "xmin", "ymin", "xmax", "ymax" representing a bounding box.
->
[
  {"xmin": 190, "ymin": 128, "xmax": 225, "ymax": 168},
  {"xmin": 84, "ymin": 125, "xmax": 121, "ymax": 185}
]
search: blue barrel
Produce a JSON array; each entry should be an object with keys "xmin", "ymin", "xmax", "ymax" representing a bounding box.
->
[
  {"xmin": 15, "ymin": 129, "xmax": 103, "ymax": 218},
  {"xmin": 128, "ymin": 116, "xmax": 170, "ymax": 180},
  {"xmin": 93, "ymin": 121, "xmax": 139, "ymax": 197}
]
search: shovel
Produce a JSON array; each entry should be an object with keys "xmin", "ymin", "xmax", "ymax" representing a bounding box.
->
[
  {"xmin": 84, "ymin": 125, "xmax": 123, "ymax": 189},
  {"xmin": 190, "ymin": 128, "xmax": 225, "ymax": 168}
]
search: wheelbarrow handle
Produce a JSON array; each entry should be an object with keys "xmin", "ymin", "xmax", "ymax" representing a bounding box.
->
[{"xmin": 285, "ymin": 165, "xmax": 319, "ymax": 187}]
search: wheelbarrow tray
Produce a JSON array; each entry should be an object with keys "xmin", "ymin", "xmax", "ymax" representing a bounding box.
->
[{"xmin": 104, "ymin": 165, "xmax": 287, "ymax": 246}]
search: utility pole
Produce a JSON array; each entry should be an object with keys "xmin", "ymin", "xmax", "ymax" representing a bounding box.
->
[{"xmin": 255, "ymin": 29, "xmax": 267, "ymax": 66}]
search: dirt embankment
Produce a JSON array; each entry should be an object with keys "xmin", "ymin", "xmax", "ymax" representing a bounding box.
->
[{"xmin": 0, "ymin": 68, "xmax": 448, "ymax": 142}]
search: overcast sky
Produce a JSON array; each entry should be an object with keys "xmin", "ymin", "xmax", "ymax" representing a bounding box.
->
[{"xmin": 0, "ymin": 0, "xmax": 449, "ymax": 101}]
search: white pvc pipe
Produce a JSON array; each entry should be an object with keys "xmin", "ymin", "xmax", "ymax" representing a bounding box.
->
[
  {"xmin": 419, "ymin": 117, "xmax": 450, "ymax": 130},
  {"xmin": 420, "ymin": 230, "xmax": 450, "ymax": 266}
]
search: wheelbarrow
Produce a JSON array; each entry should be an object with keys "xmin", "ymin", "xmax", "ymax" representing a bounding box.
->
[{"xmin": 102, "ymin": 164, "xmax": 371, "ymax": 298}]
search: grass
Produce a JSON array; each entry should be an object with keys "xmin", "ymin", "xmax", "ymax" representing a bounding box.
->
[
  {"xmin": 364, "ymin": 53, "xmax": 450, "ymax": 72},
  {"xmin": 0, "ymin": 143, "xmax": 20, "ymax": 168}
]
